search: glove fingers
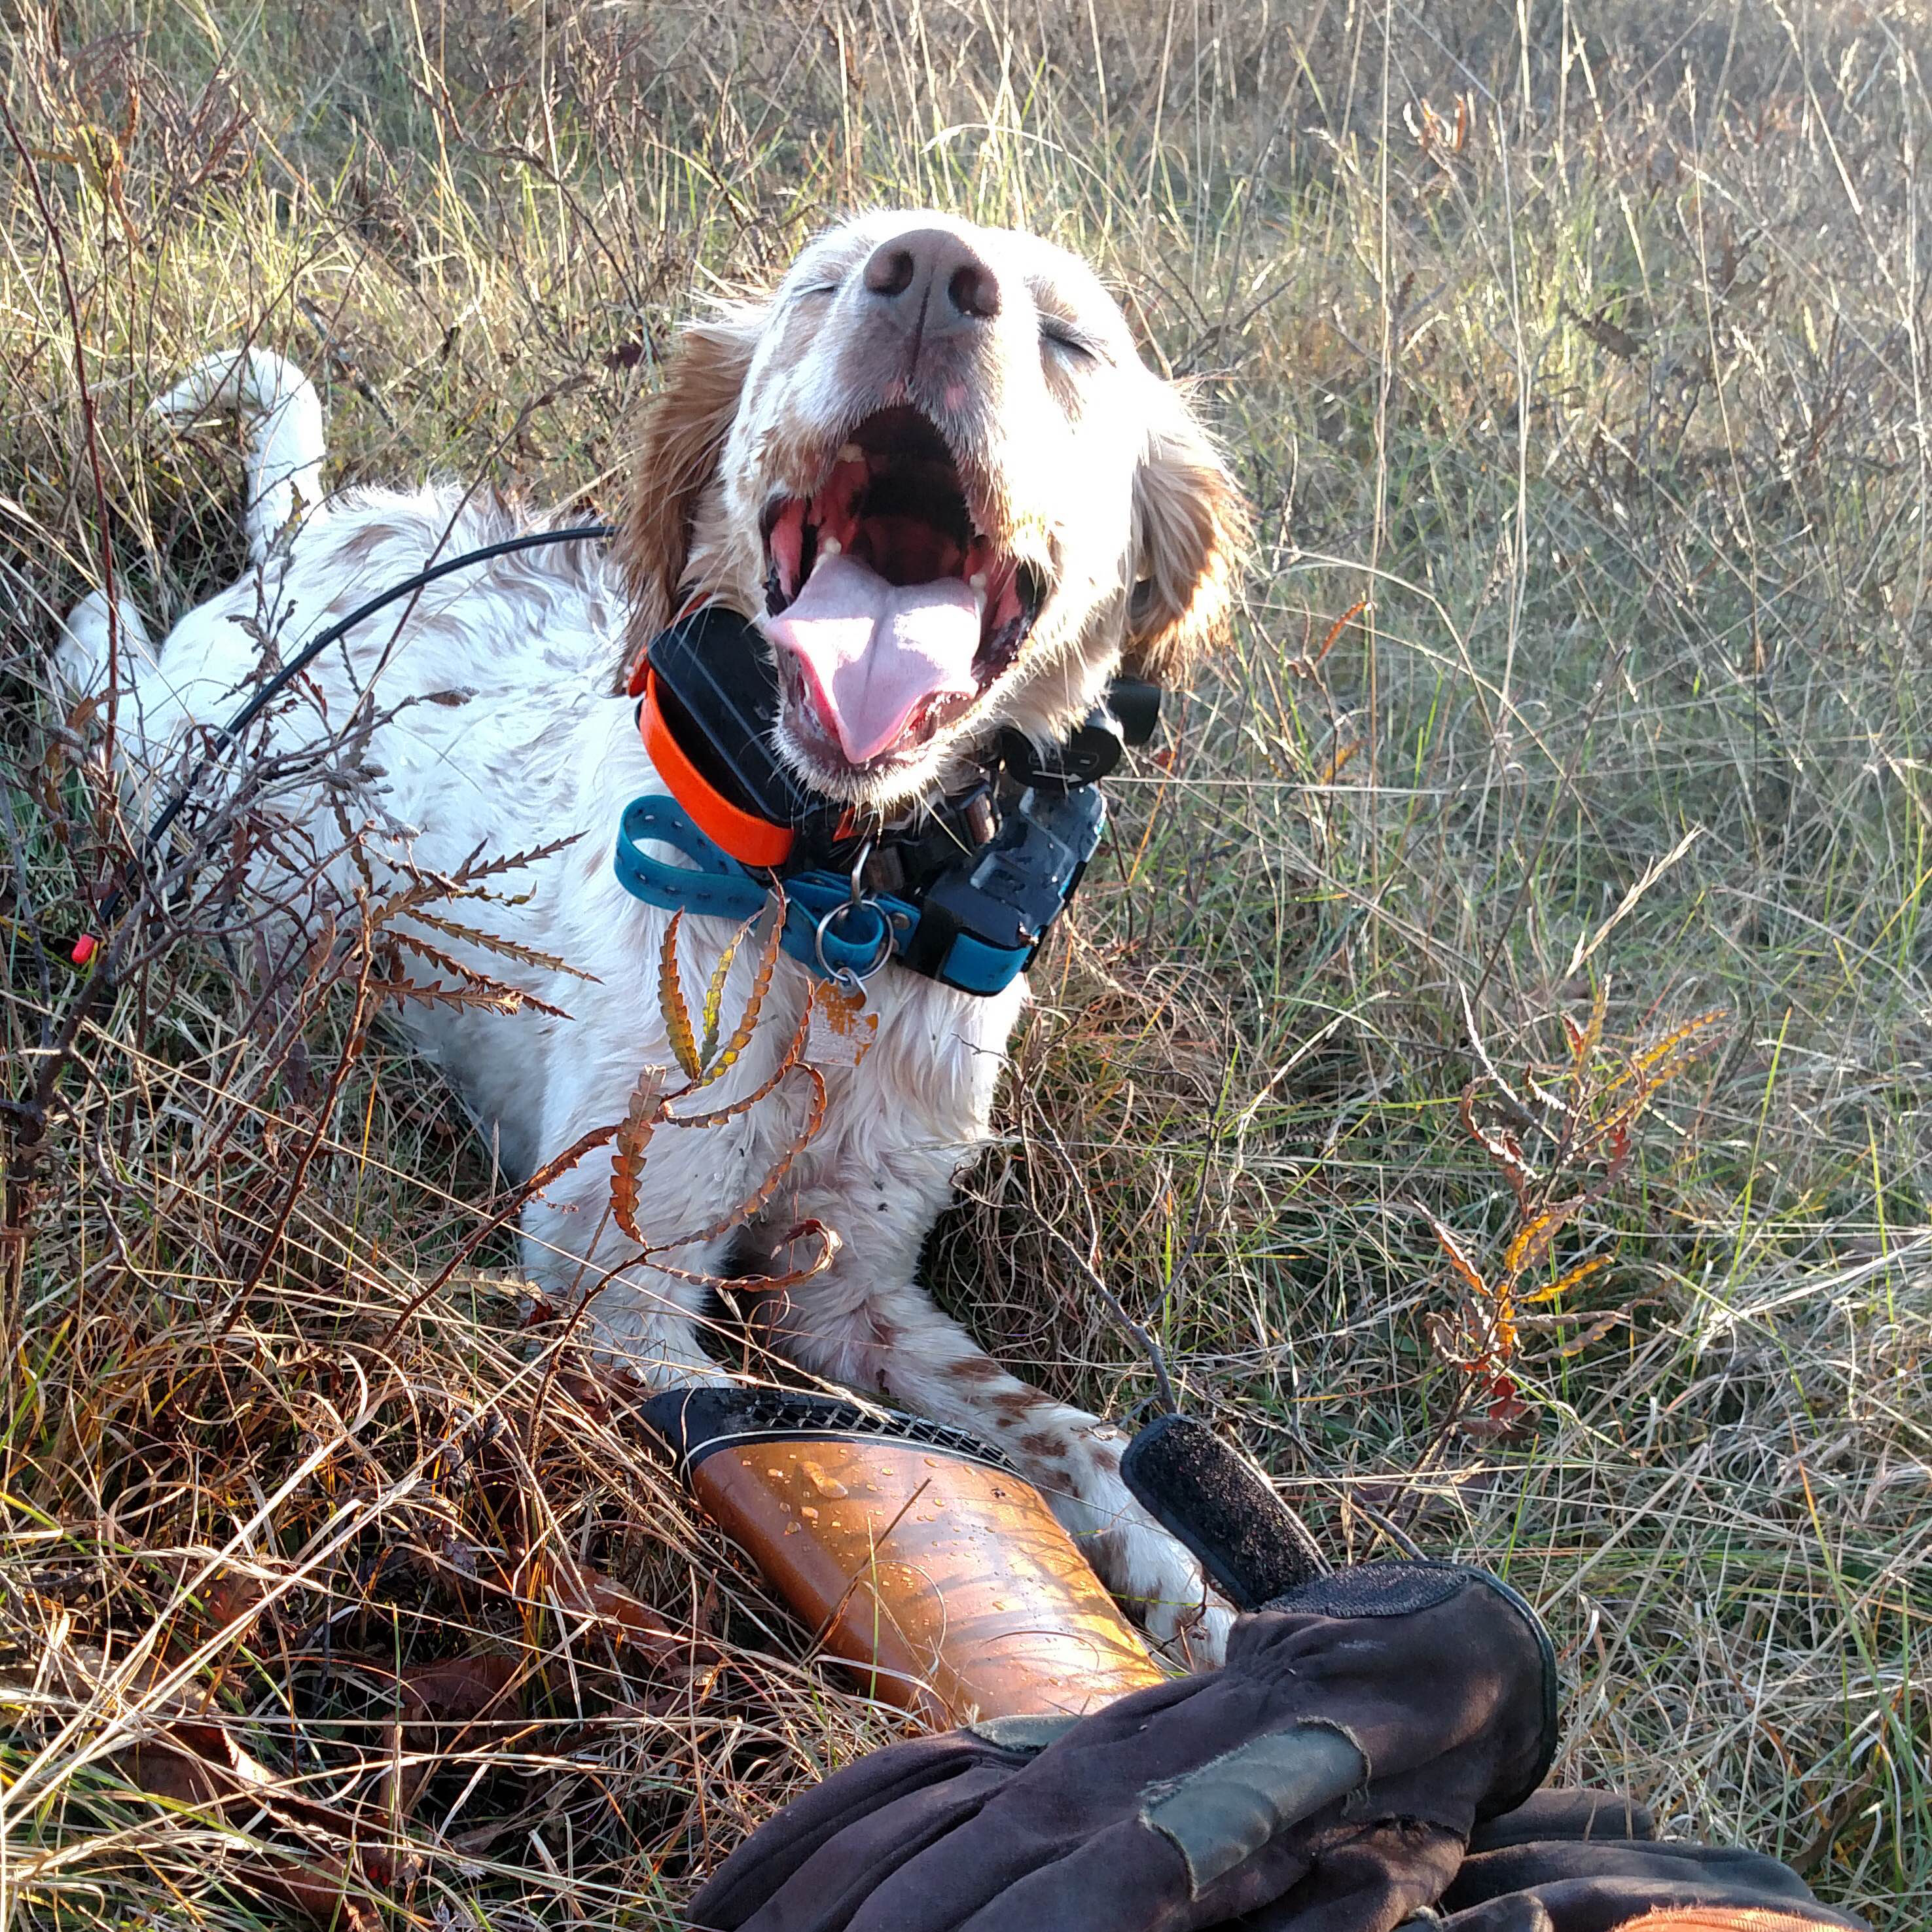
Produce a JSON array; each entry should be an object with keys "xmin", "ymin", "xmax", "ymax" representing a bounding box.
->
[
  {"xmin": 708, "ymin": 1761, "xmax": 1020, "ymax": 1932},
  {"xmin": 943, "ymin": 1819, "xmax": 1195, "ymax": 1932},
  {"xmin": 1441, "ymin": 1840, "xmax": 1869, "ymax": 1932},
  {"xmin": 1243, "ymin": 1563, "xmax": 1558, "ymax": 1821},
  {"xmin": 844, "ymin": 1797, "xmax": 1191, "ymax": 1932},
  {"xmin": 842, "ymin": 1729, "xmax": 1369, "ymax": 1932},
  {"xmin": 1211, "ymin": 1821, "xmax": 1463, "ymax": 1931},
  {"xmin": 689, "ymin": 1740, "xmax": 1016, "ymax": 1931},
  {"xmin": 828, "ymin": 1675, "xmax": 1232, "ymax": 1932},
  {"xmin": 1439, "ymin": 1879, "xmax": 1866, "ymax": 1931},
  {"xmin": 1467, "ymin": 1789, "xmax": 1654, "ymax": 1852},
  {"xmin": 1445, "ymin": 1840, "xmax": 1836, "ymax": 1913}
]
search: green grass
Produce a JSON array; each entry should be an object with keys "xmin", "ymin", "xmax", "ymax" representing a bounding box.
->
[{"xmin": 4, "ymin": 2, "xmax": 1929, "ymax": 1926}]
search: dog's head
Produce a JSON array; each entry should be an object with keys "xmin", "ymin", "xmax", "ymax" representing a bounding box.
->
[{"xmin": 620, "ymin": 211, "xmax": 1246, "ymax": 811}]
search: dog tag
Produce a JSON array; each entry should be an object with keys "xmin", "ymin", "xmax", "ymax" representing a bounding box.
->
[{"xmin": 805, "ymin": 980, "xmax": 878, "ymax": 1067}]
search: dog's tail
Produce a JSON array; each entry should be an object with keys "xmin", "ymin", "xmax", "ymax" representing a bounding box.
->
[{"xmin": 152, "ymin": 349, "xmax": 328, "ymax": 564}]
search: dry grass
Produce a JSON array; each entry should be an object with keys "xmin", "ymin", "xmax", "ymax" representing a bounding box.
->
[{"xmin": 3, "ymin": 2, "xmax": 1929, "ymax": 1926}]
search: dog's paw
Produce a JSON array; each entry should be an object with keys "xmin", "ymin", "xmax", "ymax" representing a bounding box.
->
[
  {"xmin": 1115, "ymin": 1512, "xmax": 1235, "ymax": 1668},
  {"xmin": 1139, "ymin": 1574, "xmax": 1235, "ymax": 1669},
  {"xmin": 1062, "ymin": 1440, "xmax": 1234, "ymax": 1668}
]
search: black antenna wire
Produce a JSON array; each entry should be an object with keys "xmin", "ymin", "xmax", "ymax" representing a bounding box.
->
[{"xmin": 69, "ymin": 522, "xmax": 615, "ymax": 966}]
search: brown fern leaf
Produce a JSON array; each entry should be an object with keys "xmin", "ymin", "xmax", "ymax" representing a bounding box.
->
[
  {"xmin": 686, "ymin": 898, "xmax": 784, "ymax": 1093},
  {"xmin": 698, "ymin": 918, "xmax": 750, "ymax": 1070},
  {"xmin": 1594, "ymin": 1009, "xmax": 1725, "ymax": 1109},
  {"xmin": 1502, "ymin": 1196, "xmax": 1587, "ymax": 1283},
  {"xmin": 1564, "ymin": 975, "xmax": 1610, "ymax": 1078},
  {"xmin": 658, "ymin": 1065, "xmax": 828, "ymax": 1249},
  {"xmin": 370, "ymin": 836, "xmax": 584, "ymax": 926},
  {"xmin": 1314, "ymin": 598, "xmax": 1368, "ymax": 667},
  {"xmin": 657, "ymin": 912, "xmax": 702, "ymax": 1079},
  {"xmin": 1579, "ymin": 1074, "xmax": 1648, "ymax": 1152},
  {"xmin": 1418, "ymin": 1205, "xmax": 1490, "ymax": 1300},
  {"xmin": 611, "ymin": 1065, "xmax": 670, "ymax": 1242},
  {"xmin": 666, "ymin": 1006, "xmax": 811, "ymax": 1131},
  {"xmin": 1460, "ymin": 1088, "xmax": 1532, "ymax": 1206},
  {"xmin": 402, "ymin": 906, "xmax": 599, "ymax": 980},
  {"xmin": 444, "ymin": 833, "xmax": 584, "ymax": 886},
  {"xmin": 378, "ymin": 850, "xmax": 546, "ymax": 908},
  {"xmin": 385, "ymin": 928, "xmax": 577, "ymax": 1018},
  {"xmin": 1551, "ymin": 1307, "xmax": 1638, "ymax": 1357},
  {"xmin": 365, "ymin": 877, "xmax": 442, "ymax": 928},
  {"xmin": 1520, "ymin": 1252, "xmax": 1614, "ymax": 1306},
  {"xmin": 1628, "ymin": 1009, "xmax": 1725, "ymax": 1088},
  {"xmin": 369, "ymin": 978, "xmax": 544, "ymax": 1015}
]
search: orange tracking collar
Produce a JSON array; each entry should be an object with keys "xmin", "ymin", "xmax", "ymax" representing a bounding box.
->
[{"xmin": 635, "ymin": 664, "xmax": 796, "ymax": 870}]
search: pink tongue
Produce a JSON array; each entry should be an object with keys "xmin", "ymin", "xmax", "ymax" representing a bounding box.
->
[{"xmin": 763, "ymin": 552, "xmax": 980, "ymax": 764}]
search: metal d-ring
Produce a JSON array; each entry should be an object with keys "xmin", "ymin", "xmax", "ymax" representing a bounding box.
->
[{"xmin": 814, "ymin": 895, "xmax": 891, "ymax": 986}]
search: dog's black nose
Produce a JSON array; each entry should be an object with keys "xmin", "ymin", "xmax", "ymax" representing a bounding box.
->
[{"xmin": 862, "ymin": 228, "xmax": 1002, "ymax": 325}]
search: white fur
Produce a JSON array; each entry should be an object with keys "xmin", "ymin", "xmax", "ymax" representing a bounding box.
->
[
  {"xmin": 56, "ymin": 228, "xmax": 1236, "ymax": 1662},
  {"xmin": 154, "ymin": 350, "xmax": 329, "ymax": 563}
]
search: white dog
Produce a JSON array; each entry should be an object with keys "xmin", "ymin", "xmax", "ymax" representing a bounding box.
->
[{"xmin": 55, "ymin": 212, "xmax": 1245, "ymax": 1656}]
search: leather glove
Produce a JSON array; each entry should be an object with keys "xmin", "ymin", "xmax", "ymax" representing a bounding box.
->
[
  {"xmin": 687, "ymin": 1560, "xmax": 1557, "ymax": 1932},
  {"xmin": 1425, "ymin": 1787, "xmax": 1870, "ymax": 1931}
]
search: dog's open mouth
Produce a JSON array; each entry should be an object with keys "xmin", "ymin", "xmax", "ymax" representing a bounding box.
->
[{"xmin": 760, "ymin": 407, "xmax": 1045, "ymax": 768}]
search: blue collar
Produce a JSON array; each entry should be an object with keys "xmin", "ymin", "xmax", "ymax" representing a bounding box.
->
[{"xmin": 611, "ymin": 782, "xmax": 1104, "ymax": 997}]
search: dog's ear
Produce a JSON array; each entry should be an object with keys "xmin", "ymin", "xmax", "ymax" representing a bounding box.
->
[
  {"xmin": 616, "ymin": 309, "xmax": 761, "ymax": 679},
  {"xmin": 1126, "ymin": 386, "xmax": 1248, "ymax": 685}
]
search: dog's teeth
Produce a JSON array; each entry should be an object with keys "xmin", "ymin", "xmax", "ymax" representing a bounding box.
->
[
  {"xmin": 836, "ymin": 442, "xmax": 863, "ymax": 463},
  {"xmin": 969, "ymin": 571, "xmax": 987, "ymax": 590},
  {"xmin": 821, "ymin": 537, "xmax": 842, "ymax": 556}
]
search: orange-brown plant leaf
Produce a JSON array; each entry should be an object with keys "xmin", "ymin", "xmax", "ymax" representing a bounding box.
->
[
  {"xmin": 1312, "ymin": 598, "xmax": 1368, "ymax": 667},
  {"xmin": 1460, "ymin": 1088, "xmax": 1531, "ymax": 1206},
  {"xmin": 637, "ymin": 1218, "xmax": 842, "ymax": 1293},
  {"xmin": 103, "ymin": 1706, "xmax": 392, "ymax": 1929},
  {"xmin": 1418, "ymin": 1204, "xmax": 1490, "ymax": 1300},
  {"xmin": 658, "ymin": 912, "xmax": 702, "ymax": 1078},
  {"xmin": 401, "ymin": 906, "xmax": 598, "ymax": 980},
  {"xmin": 611, "ymin": 1064, "xmax": 669, "ymax": 1242},
  {"xmin": 396, "ymin": 1652, "xmax": 524, "ymax": 1724},
  {"xmin": 1520, "ymin": 1252, "xmax": 1614, "ymax": 1305},
  {"xmin": 698, "ymin": 916, "xmax": 751, "ymax": 1069},
  {"xmin": 668, "ymin": 1005, "xmax": 810, "ymax": 1131},
  {"xmin": 1594, "ymin": 1009, "xmax": 1725, "ymax": 1111},
  {"xmin": 1317, "ymin": 736, "xmax": 1361, "ymax": 785},
  {"xmin": 383, "ymin": 930, "xmax": 577, "ymax": 1018},
  {"xmin": 1565, "ymin": 974, "xmax": 1609, "ymax": 1079},
  {"xmin": 687, "ymin": 897, "xmax": 784, "ymax": 1093},
  {"xmin": 1502, "ymin": 1196, "xmax": 1586, "ymax": 1283},
  {"xmin": 534, "ymin": 1552, "xmax": 723, "ymax": 1670},
  {"xmin": 1552, "ymin": 1307, "xmax": 1639, "ymax": 1357}
]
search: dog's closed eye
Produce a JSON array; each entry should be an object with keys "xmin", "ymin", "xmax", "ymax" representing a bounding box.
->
[{"xmin": 1040, "ymin": 317, "xmax": 1101, "ymax": 365}]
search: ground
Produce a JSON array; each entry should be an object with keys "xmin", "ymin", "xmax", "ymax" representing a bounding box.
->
[{"xmin": 1, "ymin": 3, "xmax": 1927, "ymax": 1928}]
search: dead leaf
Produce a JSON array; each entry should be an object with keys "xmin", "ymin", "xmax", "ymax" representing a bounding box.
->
[
  {"xmin": 524, "ymin": 1553, "xmax": 723, "ymax": 1672},
  {"xmin": 658, "ymin": 912, "xmax": 702, "ymax": 1078},
  {"xmin": 397, "ymin": 1653, "xmax": 523, "ymax": 1725},
  {"xmin": 610, "ymin": 1062, "xmax": 669, "ymax": 1241}
]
